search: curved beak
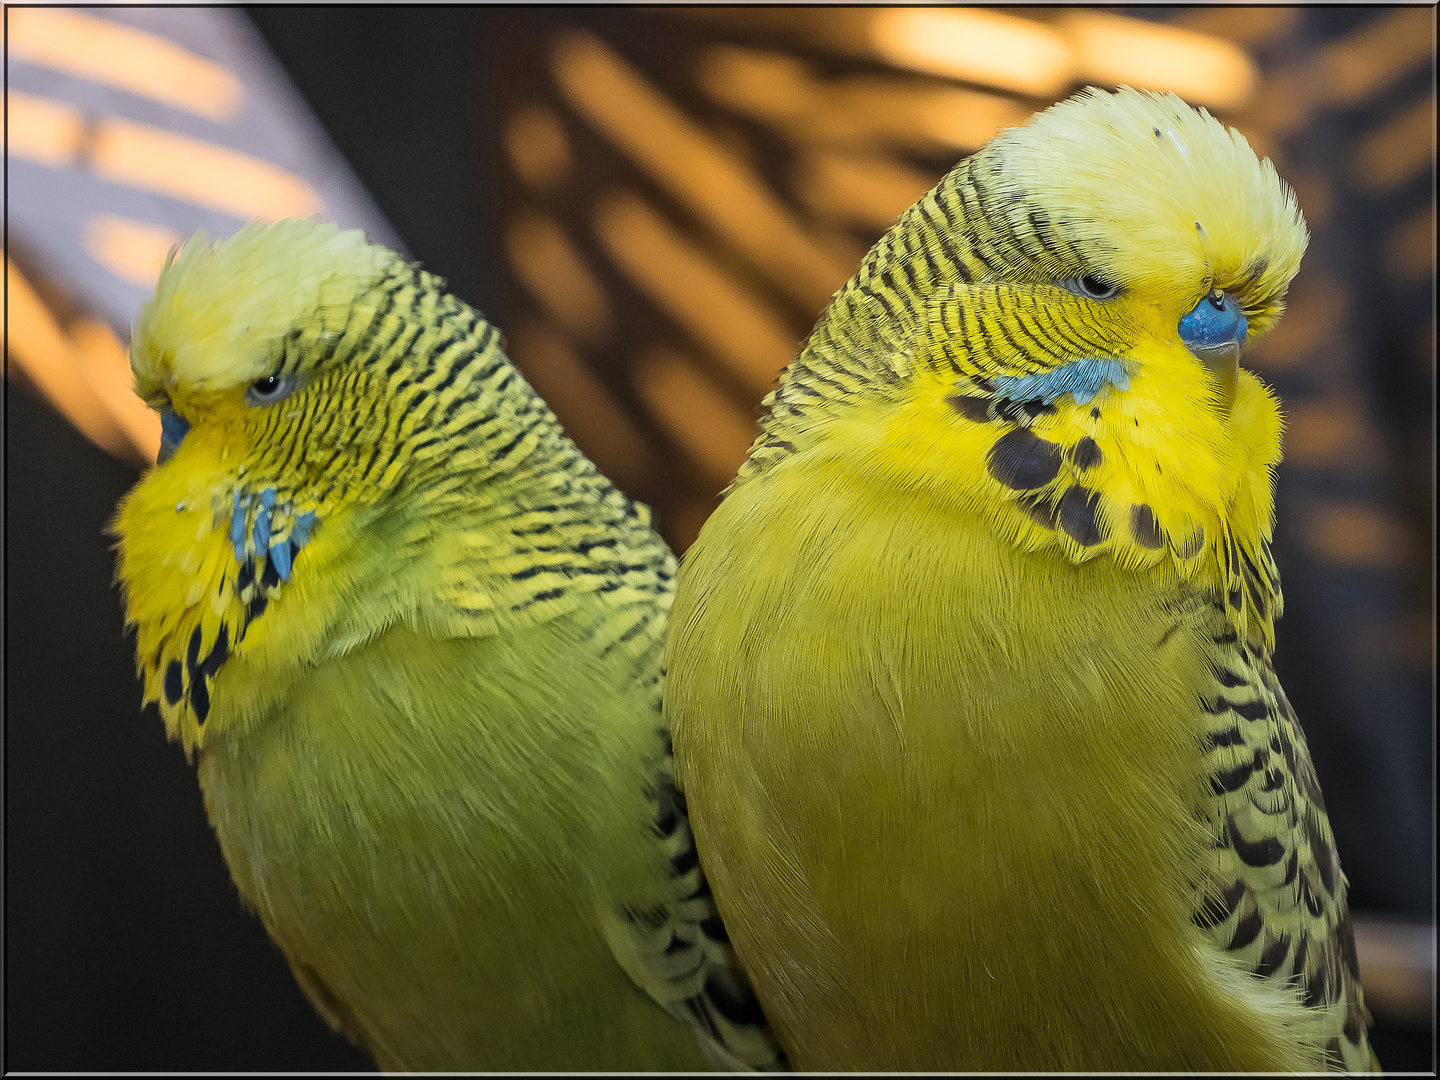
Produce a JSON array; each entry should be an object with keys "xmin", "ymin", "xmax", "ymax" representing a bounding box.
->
[
  {"xmin": 157, "ymin": 408, "xmax": 189, "ymax": 464},
  {"xmin": 1190, "ymin": 340, "xmax": 1240, "ymax": 414},
  {"xmin": 1178, "ymin": 289, "xmax": 1247, "ymax": 415}
]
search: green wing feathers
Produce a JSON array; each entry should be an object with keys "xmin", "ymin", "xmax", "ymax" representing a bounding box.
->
[{"xmin": 1194, "ymin": 614, "xmax": 1376, "ymax": 1072}]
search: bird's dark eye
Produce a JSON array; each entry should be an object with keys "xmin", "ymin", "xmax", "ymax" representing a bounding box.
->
[
  {"xmin": 1058, "ymin": 275, "xmax": 1123, "ymax": 301},
  {"xmin": 1078, "ymin": 275, "xmax": 1121, "ymax": 300},
  {"xmin": 245, "ymin": 373, "xmax": 297, "ymax": 406}
]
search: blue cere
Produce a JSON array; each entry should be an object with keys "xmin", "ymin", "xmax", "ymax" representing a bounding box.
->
[
  {"xmin": 158, "ymin": 410, "xmax": 189, "ymax": 463},
  {"xmin": 1179, "ymin": 290, "xmax": 1247, "ymax": 349},
  {"xmin": 989, "ymin": 357, "xmax": 1132, "ymax": 406}
]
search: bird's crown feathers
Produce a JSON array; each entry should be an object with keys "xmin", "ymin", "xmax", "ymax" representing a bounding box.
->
[{"xmin": 131, "ymin": 218, "xmax": 397, "ymax": 397}]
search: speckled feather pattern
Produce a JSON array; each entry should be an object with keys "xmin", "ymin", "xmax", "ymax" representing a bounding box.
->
[
  {"xmin": 668, "ymin": 89, "xmax": 1374, "ymax": 1072},
  {"xmin": 112, "ymin": 220, "xmax": 784, "ymax": 1071}
]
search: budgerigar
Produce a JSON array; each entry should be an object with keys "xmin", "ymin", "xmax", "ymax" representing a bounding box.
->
[
  {"xmin": 111, "ymin": 220, "xmax": 784, "ymax": 1071},
  {"xmin": 666, "ymin": 88, "xmax": 1376, "ymax": 1072}
]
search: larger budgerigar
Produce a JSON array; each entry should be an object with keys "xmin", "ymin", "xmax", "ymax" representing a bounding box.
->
[
  {"xmin": 666, "ymin": 88, "xmax": 1376, "ymax": 1072},
  {"xmin": 112, "ymin": 220, "xmax": 784, "ymax": 1071}
]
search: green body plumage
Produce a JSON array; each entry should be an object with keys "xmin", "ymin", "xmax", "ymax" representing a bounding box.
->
[
  {"xmin": 113, "ymin": 221, "xmax": 782, "ymax": 1071},
  {"xmin": 667, "ymin": 89, "xmax": 1375, "ymax": 1072}
]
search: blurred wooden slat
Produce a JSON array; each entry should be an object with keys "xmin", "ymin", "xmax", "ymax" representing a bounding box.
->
[
  {"xmin": 1297, "ymin": 499, "xmax": 1418, "ymax": 571},
  {"xmin": 793, "ymin": 146, "xmax": 937, "ymax": 233},
  {"xmin": 505, "ymin": 208, "xmax": 613, "ymax": 345},
  {"xmin": 696, "ymin": 45, "xmax": 1029, "ymax": 154},
  {"xmin": 633, "ymin": 347, "xmax": 758, "ymax": 493},
  {"xmin": 1246, "ymin": 276, "xmax": 1349, "ymax": 372},
  {"xmin": 1352, "ymin": 915, "xmax": 1436, "ymax": 1025},
  {"xmin": 1322, "ymin": 8, "xmax": 1438, "ymax": 107},
  {"xmin": 1386, "ymin": 203, "xmax": 1436, "ymax": 282},
  {"xmin": 505, "ymin": 318, "xmax": 654, "ymax": 495},
  {"xmin": 1352, "ymin": 90, "xmax": 1437, "ymax": 193},
  {"xmin": 1170, "ymin": 7, "xmax": 1301, "ymax": 48},
  {"xmin": 551, "ymin": 28, "xmax": 851, "ymax": 312},
  {"xmin": 505, "ymin": 102, "xmax": 573, "ymax": 196},
  {"xmin": 1060, "ymin": 11, "xmax": 1258, "ymax": 111},
  {"xmin": 5, "ymin": 257, "xmax": 151, "ymax": 467},
  {"xmin": 593, "ymin": 190, "xmax": 798, "ymax": 399}
]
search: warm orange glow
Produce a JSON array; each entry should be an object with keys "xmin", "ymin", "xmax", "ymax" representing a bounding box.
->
[
  {"xmin": 552, "ymin": 29, "xmax": 850, "ymax": 312},
  {"xmin": 794, "ymin": 148, "xmax": 937, "ymax": 232},
  {"xmin": 506, "ymin": 209, "xmax": 613, "ymax": 345},
  {"xmin": 696, "ymin": 47, "xmax": 813, "ymax": 127},
  {"xmin": 1171, "ymin": 7, "xmax": 1299, "ymax": 49},
  {"xmin": 69, "ymin": 318, "xmax": 163, "ymax": 462},
  {"xmin": 868, "ymin": 8, "xmax": 1073, "ymax": 98},
  {"xmin": 82, "ymin": 214, "xmax": 183, "ymax": 288},
  {"xmin": 506, "ymin": 320, "xmax": 653, "ymax": 493},
  {"xmin": 1351, "ymin": 917, "xmax": 1436, "ymax": 1024},
  {"xmin": 1282, "ymin": 400, "xmax": 1379, "ymax": 471},
  {"xmin": 90, "ymin": 117, "xmax": 324, "ymax": 221},
  {"xmin": 1323, "ymin": 8, "xmax": 1436, "ymax": 106},
  {"xmin": 896, "ymin": 84, "xmax": 1030, "ymax": 152},
  {"xmin": 697, "ymin": 44, "xmax": 1028, "ymax": 153},
  {"xmin": 594, "ymin": 192, "xmax": 798, "ymax": 398},
  {"xmin": 633, "ymin": 347, "xmax": 757, "ymax": 491},
  {"xmin": 1061, "ymin": 11, "xmax": 1258, "ymax": 112},
  {"xmin": 1353, "ymin": 91, "xmax": 1436, "ymax": 193},
  {"xmin": 6, "ymin": 90, "xmax": 86, "ymax": 168},
  {"xmin": 9, "ymin": 9, "xmax": 244, "ymax": 123},
  {"xmin": 1301, "ymin": 500, "xmax": 1414, "ymax": 570},
  {"xmin": 1245, "ymin": 277, "xmax": 1347, "ymax": 371},
  {"xmin": 5, "ymin": 257, "xmax": 154, "ymax": 465},
  {"xmin": 506, "ymin": 102, "xmax": 573, "ymax": 193}
]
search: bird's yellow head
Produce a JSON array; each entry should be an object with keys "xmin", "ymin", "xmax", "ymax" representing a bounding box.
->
[
  {"xmin": 751, "ymin": 87, "xmax": 1307, "ymax": 643},
  {"xmin": 113, "ymin": 218, "xmax": 517, "ymax": 752}
]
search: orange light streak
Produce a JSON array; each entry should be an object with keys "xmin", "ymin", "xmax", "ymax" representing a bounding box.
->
[
  {"xmin": 506, "ymin": 320, "xmax": 653, "ymax": 494},
  {"xmin": 90, "ymin": 117, "xmax": 323, "ymax": 221},
  {"xmin": 1061, "ymin": 11, "xmax": 1258, "ymax": 112},
  {"xmin": 868, "ymin": 8, "xmax": 1073, "ymax": 98},
  {"xmin": 6, "ymin": 257, "xmax": 157, "ymax": 466},
  {"xmin": 83, "ymin": 214, "xmax": 183, "ymax": 288},
  {"xmin": 633, "ymin": 348, "xmax": 757, "ymax": 491},
  {"xmin": 552, "ymin": 29, "xmax": 850, "ymax": 312},
  {"xmin": 1322, "ymin": 8, "xmax": 1436, "ymax": 107},
  {"xmin": 506, "ymin": 103, "xmax": 573, "ymax": 193},
  {"xmin": 594, "ymin": 192, "xmax": 798, "ymax": 399},
  {"xmin": 794, "ymin": 148, "xmax": 938, "ymax": 232},
  {"xmin": 9, "ymin": 9, "xmax": 244, "ymax": 122},
  {"xmin": 1353, "ymin": 91, "xmax": 1436, "ymax": 193},
  {"xmin": 505, "ymin": 209, "xmax": 613, "ymax": 345},
  {"xmin": 6, "ymin": 90, "xmax": 86, "ymax": 167},
  {"xmin": 697, "ymin": 45, "xmax": 1028, "ymax": 153}
]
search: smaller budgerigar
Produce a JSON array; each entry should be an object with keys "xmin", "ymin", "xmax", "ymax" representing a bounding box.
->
[
  {"xmin": 112, "ymin": 219, "xmax": 784, "ymax": 1071},
  {"xmin": 666, "ymin": 87, "xmax": 1376, "ymax": 1072}
]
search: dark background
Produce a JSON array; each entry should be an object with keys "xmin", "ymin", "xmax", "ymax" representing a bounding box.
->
[{"xmin": 6, "ymin": 6, "xmax": 1432, "ymax": 1072}]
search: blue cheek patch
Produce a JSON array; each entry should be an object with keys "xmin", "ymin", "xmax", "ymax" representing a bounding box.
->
[
  {"xmin": 230, "ymin": 491, "xmax": 248, "ymax": 563},
  {"xmin": 268, "ymin": 536, "xmax": 292, "ymax": 581},
  {"xmin": 1179, "ymin": 291, "xmax": 1247, "ymax": 349},
  {"xmin": 229, "ymin": 491, "xmax": 315, "ymax": 588},
  {"xmin": 989, "ymin": 357, "xmax": 1132, "ymax": 406}
]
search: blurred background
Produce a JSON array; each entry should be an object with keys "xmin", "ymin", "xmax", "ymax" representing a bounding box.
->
[{"xmin": 5, "ymin": 6, "xmax": 1434, "ymax": 1071}]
